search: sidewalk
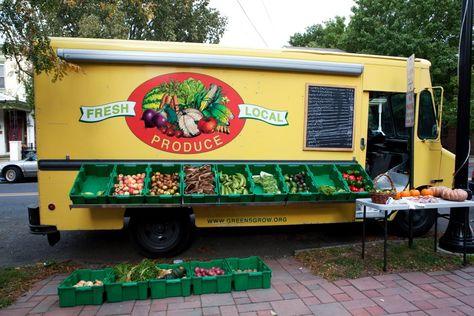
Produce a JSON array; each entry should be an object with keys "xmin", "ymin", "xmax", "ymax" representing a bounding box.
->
[{"xmin": 2, "ymin": 257, "xmax": 474, "ymax": 316}]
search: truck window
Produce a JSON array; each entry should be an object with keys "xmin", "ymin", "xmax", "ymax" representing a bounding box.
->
[
  {"xmin": 369, "ymin": 93, "xmax": 408, "ymax": 139},
  {"xmin": 417, "ymin": 90, "xmax": 438, "ymax": 139}
]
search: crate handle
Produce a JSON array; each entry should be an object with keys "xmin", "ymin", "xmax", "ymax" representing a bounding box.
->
[
  {"xmin": 123, "ymin": 282, "xmax": 138, "ymax": 287},
  {"xmin": 166, "ymin": 279, "xmax": 180, "ymax": 283}
]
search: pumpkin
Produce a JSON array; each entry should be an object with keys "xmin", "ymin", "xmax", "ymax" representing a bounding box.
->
[
  {"xmin": 431, "ymin": 186, "xmax": 449, "ymax": 197},
  {"xmin": 400, "ymin": 190, "xmax": 411, "ymax": 197},
  {"xmin": 410, "ymin": 189, "xmax": 420, "ymax": 197},
  {"xmin": 395, "ymin": 191, "xmax": 402, "ymax": 200},
  {"xmin": 441, "ymin": 188, "xmax": 468, "ymax": 201},
  {"xmin": 421, "ymin": 188, "xmax": 433, "ymax": 196}
]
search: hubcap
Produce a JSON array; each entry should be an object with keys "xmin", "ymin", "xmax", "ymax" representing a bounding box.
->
[
  {"xmin": 138, "ymin": 220, "xmax": 180, "ymax": 250},
  {"xmin": 5, "ymin": 169, "xmax": 17, "ymax": 181}
]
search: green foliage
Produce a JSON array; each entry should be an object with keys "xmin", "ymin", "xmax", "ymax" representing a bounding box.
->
[
  {"xmin": 0, "ymin": 0, "xmax": 227, "ymax": 78},
  {"xmin": 289, "ymin": 0, "xmax": 466, "ymax": 128},
  {"xmin": 289, "ymin": 16, "xmax": 347, "ymax": 49}
]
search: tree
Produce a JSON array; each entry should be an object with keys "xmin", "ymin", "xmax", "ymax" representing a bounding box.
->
[
  {"xmin": 0, "ymin": 0, "xmax": 227, "ymax": 82},
  {"xmin": 289, "ymin": 16, "xmax": 347, "ymax": 49},
  {"xmin": 289, "ymin": 0, "xmax": 463, "ymax": 128}
]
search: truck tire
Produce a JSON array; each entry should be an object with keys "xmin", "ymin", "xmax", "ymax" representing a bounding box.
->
[
  {"xmin": 128, "ymin": 214, "xmax": 192, "ymax": 258},
  {"xmin": 3, "ymin": 166, "xmax": 23, "ymax": 183},
  {"xmin": 390, "ymin": 209, "xmax": 436, "ymax": 237}
]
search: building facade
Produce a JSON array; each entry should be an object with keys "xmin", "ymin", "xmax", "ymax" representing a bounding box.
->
[{"xmin": 0, "ymin": 52, "xmax": 35, "ymax": 158}]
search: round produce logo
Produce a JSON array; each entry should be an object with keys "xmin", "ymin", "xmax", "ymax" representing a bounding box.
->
[{"xmin": 125, "ymin": 73, "xmax": 246, "ymax": 154}]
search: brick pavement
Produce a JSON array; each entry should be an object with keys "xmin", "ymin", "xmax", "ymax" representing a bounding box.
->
[{"xmin": 2, "ymin": 257, "xmax": 474, "ymax": 316}]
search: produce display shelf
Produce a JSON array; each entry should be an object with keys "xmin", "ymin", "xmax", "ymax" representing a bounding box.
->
[{"xmin": 69, "ymin": 200, "xmax": 353, "ymax": 209}]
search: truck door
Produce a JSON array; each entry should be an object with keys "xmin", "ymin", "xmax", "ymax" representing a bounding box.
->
[{"xmin": 412, "ymin": 89, "xmax": 442, "ymax": 187}]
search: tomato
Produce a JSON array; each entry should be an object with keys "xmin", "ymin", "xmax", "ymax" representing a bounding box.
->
[
  {"xmin": 342, "ymin": 173, "xmax": 349, "ymax": 179},
  {"xmin": 348, "ymin": 175, "xmax": 356, "ymax": 181}
]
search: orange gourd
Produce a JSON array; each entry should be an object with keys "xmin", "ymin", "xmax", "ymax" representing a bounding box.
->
[
  {"xmin": 400, "ymin": 190, "xmax": 411, "ymax": 197},
  {"xmin": 410, "ymin": 189, "xmax": 420, "ymax": 196},
  {"xmin": 421, "ymin": 188, "xmax": 433, "ymax": 196},
  {"xmin": 395, "ymin": 191, "xmax": 402, "ymax": 200}
]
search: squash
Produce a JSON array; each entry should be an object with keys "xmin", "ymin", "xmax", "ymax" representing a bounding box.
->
[
  {"xmin": 441, "ymin": 188, "xmax": 468, "ymax": 201},
  {"xmin": 400, "ymin": 190, "xmax": 411, "ymax": 197},
  {"xmin": 421, "ymin": 188, "xmax": 433, "ymax": 196},
  {"xmin": 171, "ymin": 266, "xmax": 186, "ymax": 279},
  {"xmin": 395, "ymin": 191, "xmax": 402, "ymax": 200},
  {"xmin": 430, "ymin": 186, "xmax": 449, "ymax": 197}
]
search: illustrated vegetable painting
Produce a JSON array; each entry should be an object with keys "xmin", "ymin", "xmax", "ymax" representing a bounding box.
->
[{"xmin": 140, "ymin": 78, "xmax": 234, "ymax": 137}]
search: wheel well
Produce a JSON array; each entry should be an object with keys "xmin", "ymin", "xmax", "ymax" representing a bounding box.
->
[{"xmin": 2, "ymin": 165, "xmax": 22, "ymax": 176}]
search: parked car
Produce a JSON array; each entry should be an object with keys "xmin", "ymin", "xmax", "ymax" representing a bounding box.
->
[{"xmin": 0, "ymin": 152, "xmax": 37, "ymax": 183}]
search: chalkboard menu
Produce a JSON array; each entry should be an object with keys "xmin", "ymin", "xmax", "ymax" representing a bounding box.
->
[{"xmin": 304, "ymin": 85, "xmax": 355, "ymax": 151}]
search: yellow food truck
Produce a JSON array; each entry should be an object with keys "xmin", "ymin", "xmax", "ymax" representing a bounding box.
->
[{"xmin": 27, "ymin": 37, "xmax": 454, "ymax": 257}]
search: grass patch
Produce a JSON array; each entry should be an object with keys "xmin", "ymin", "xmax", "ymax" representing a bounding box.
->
[
  {"xmin": 295, "ymin": 238, "xmax": 474, "ymax": 281},
  {"xmin": 0, "ymin": 261, "xmax": 78, "ymax": 309}
]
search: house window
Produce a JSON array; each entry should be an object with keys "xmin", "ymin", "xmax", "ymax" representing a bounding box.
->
[{"xmin": 0, "ymin": 64, "xmax": 4, "ymax": 89}]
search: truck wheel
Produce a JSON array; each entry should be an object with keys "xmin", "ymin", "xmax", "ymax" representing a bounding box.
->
[
  {"xmin": 390, "ymin": 209, "xmax": 436, "ymax": 237},
  {"xmin": 3, "ymin": 166, "xmax": 23, "ymax": 183},
  {"xmin": 128, "ymin": 214, "xmax": 192, "ymax": 258}
]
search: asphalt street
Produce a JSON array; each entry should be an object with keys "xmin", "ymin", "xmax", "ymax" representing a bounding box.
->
[{"xmin": 0, "ymin": 179, "xmax": 471, "ymax": 268}]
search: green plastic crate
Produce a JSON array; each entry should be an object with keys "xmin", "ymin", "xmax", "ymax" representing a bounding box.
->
[
  {"xmin": 58, "ymin": 268, "xmax": 114, "ymax": 307},
  {"xmin": 69, "ymin": 164, "xmax": 115, "ymax": 204},
  {"xmin": 248, "ymin": 164, "xmax": 288, "ymax": 202},
  {"xmin": 335, "ymin": 164, "xmax": 374, "ymax": 199},
  {"xmin": 217, "ymin": 164, "xmax": 255, "ymax": 203},
  {"xmin": 105, "ymin": 281, "xmax": 149, "ymax": 302},
  {"xmin": 307, "ymin": 164, "xmax": 350, "ymax": 200},
  {"xmin": 145, "ymin": 164, "xmax": 182, "ymax": 204},
  {"xmin": 149, "ymin": 263, "xmax": 191, "ymax": 299},
  {"xmin": 189, "ymin": 259, "xmax": 232, "ymax": 295},
  {"xmin": 226, "ymin": 256, "xmax": 272, "ymax": 291},
  {"xmin": 278, "ymin": 164, "xmax": 318, "ymax": 201},
  {"xmin": 182, "ymin": 164, "xmax": 219, "ymax": 204},
  {"xmin": 107, "ymin": 164, "xmax": 149, "ymax": 204}
]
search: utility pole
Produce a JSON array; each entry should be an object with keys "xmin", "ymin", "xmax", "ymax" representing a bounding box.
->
[{"xmin": 439, "ymin": 0, "xmax": 474, "ymax": 253}]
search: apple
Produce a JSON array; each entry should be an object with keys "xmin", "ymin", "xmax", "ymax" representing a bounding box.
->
[{"xmin": 197, "ymin": 117, "xmax": 218, "ymax": 133}]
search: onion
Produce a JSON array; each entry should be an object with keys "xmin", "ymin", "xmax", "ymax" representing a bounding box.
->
[
  {"xmin": 141, "ymin": 109, "xmax": 157, "ymax": 128},
  {"xmin": 152, "ymin": 112, "xmax": 168, "ymax": 128}
]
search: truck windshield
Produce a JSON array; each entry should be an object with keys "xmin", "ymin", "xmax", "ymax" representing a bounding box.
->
[{"xmin": 369, "ymin": 92, "xmax": 409, "ymax": 140}]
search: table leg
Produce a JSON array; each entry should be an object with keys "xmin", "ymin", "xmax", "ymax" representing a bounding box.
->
[
  {"xmin": 362, "ymin": 205, "xmax": 366, "ymax": 259},
  {"xmin": 409, "ymin": 208, "xmax": 413, "ymax": 248},
  {"xmin": 434, "ymin": 210, "xmax": 438, "ymax": 252},
  {"xmin": 464, "ymin": 208, "xmax": 468, "ymax": 265},
  {"xmin": 384, "ymin": 210, "xmax": 388, "ymax": 272}
]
